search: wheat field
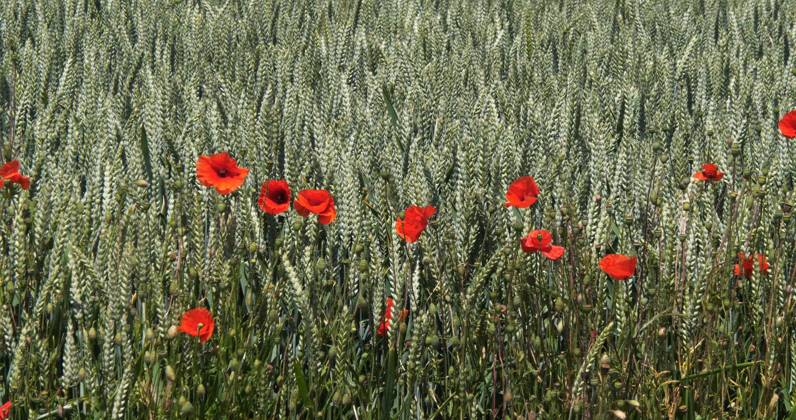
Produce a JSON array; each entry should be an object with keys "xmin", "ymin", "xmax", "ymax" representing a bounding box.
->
[{"xmin": 1, "ymin": 0, "xmax": 796, "ymax": 418}]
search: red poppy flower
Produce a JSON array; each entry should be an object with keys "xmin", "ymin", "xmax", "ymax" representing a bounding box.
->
[
  {"xmin": 294, "ymin": 189, "xmax": 336, "ymax": 224},
  {"xmin": 733, "ymin": 253, "xmax": 769, "ymax": 278},
  {"xmin": 178, "ymin": 307, "xmax": 215, "ymax": 342},
  {"xmin": 395, "ymin": 205, "xmax": 436, "ymax": 243},
  {"xmin": 0, "ymin": 160, "xmax": 30, "ymax": 190},
  {"xmin": 521, "ymin": 229, "xmax": 552, "ymax": 252},
  {"xmin": 505, "ymin": 176, "xmax": 540, "ymax": 208},
  {"xmin": 258, "ymin": 180, "xmax": 291, "ymax": 215},
  {"xmin": 376, "ymin": 297, "xmax": 395, "ymax": 337},
  {"xmin": 693, "ymin": 163, "xmax": 724, "ymax": 181},
  {"xmin": 599, "ymin": 254, "xmax": 637, "ymax": 280},
  {"xmin": 196, "ymin": 152, "xmax": 249, "ymax": 195},
  {"xmin": 520, "ymin": 229, "xmax": 566, "ymax": 261},
  {"xmin": 779, "ymin": 110, "xmax": 796, "ymax": 139},
  {"xmin": 0, "ymin": 401, "xmax": 10, "ymax": 420}
]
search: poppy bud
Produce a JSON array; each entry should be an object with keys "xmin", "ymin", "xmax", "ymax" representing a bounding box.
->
[
  {"xmin": 532, "ymin": 335, "xmax": 541, "ymax": 348},
  {"xmin": 354, "ymin": 242, "xmax": 364, "ymax": 254},
  {"xmin": 88, "ymin": 327, "xmax": 97, "ymax": 340},
  {"xmin": 610, "ymin": 409, "xmax": 626, "ymax": 419},
  {"xmin": 679, "ymin": 178, "xmax": 689, "ymax": 190},
  {"xmin": 248, "ymin": 242, "xmax": 258, "ymax": 254},
  {"xmin": 358, "ymin": 259, "xmax": 368, "ymax": 273},
  {"xmin": 166, "ymin": 365, "xmax": 176, "ymax": 381},
  {"xmin": 135, "ymin": 179, "xmax": 149, "ymax": 188},
  {"xmin": 729, "ymin": 144, "xmax": 740, "ymax": 157},
  {"xmin": 356, "ymin": 295, "xmax": 367, "ymax": 311},
  {"xmin": 167, "ymin": 325, "xmax": 178, "ymax": 338},
  {"xmin": 652, "ymin": 142, "xmax": 662, "ymax": 153},
  {"xmin": 572, "ymin": 401, "xmax": 583, "ymax": 413},
  {"xmin": 511, "ymin": 220, "xmax": 524, "ymax": 231},
  {"xmin": 292, "ymin": 220, "xmax": 303, "ymax": 232},
  {"xmin": 682, "ymin": 202, "xmax": 690, "ymax": 211},
  {"xmin": 144, "ymin": 350, "xmax": 155, "ymax": 363},
  {"xmin": 623, "ymin": 213, "xmax": 633, "ymax": 224},
  {"xmin": 316, "ymin": 259, "xmax": 326, "ymax": 271},
  {"xmin": 503, "ymin": 389, "xmax": 513, "ymax": 402},
  {"xmin": 554, "ymin": 297, "xmax": 565, "ymax": 312},
  {"xmin": 197, "ymin": 383, "xmax": 206, "ymax": 398},
  {"xmin": 228, "ymin": 358, "xmax": 240, "ymax": 371},
  {"xmin": 180, "ymin": 400, "xmax": 194, "ymax": 416}
]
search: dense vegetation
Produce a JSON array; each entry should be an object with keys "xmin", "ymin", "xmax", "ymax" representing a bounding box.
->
[{"xmin": 1, "ymin": 0, "xmax": 796, "ymax": 418}]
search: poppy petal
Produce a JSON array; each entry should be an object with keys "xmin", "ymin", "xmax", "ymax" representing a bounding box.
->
[
  {"xmin": 778, "ymin": 110, "xmax": 796, "ymax": 139},
  {"xmin": 0, "ymin": 161, "xmax": 20, "ymax": 177},
  {"xmin": 541, "ymin": 245, "xmax": 565, "ymax": 261}
]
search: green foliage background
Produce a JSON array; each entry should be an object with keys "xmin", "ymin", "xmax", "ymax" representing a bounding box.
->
[{"xmin": 1, "ymin": 0, "xmax": 796, "ymax": 417}]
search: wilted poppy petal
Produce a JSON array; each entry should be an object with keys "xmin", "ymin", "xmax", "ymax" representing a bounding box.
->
[{"xmin": 377, "ymin": 297, "xmax": 395, "ymax": 337}]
